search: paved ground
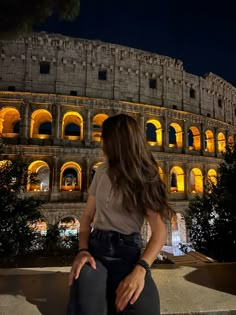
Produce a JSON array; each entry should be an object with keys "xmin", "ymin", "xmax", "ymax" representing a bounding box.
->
[{"xmin": 0, "ymin": 263, "xmax": 236, "ymax": 315}]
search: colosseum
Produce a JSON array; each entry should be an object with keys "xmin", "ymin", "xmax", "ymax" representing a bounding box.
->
[{"xmin": 0, "ymin": 32, "xmax": 235, "ymax": 245}]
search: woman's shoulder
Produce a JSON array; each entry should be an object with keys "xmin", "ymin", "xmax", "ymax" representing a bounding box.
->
[{"xmin": 95, "ymin": 162, "xmax": 108, "ymax": 175}]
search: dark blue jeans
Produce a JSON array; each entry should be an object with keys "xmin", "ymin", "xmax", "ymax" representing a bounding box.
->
[{"xmin": 67, "ymin": 229, "xmax": 160, "ymax": 315}]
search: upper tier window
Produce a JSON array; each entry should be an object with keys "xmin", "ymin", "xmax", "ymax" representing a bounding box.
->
[
  {"xmin": 40, "ymin": 62, "xmax": 50, "ymax": 74},
  {"xmin": 149, "ymin": 79, "xmax": 157, "ymax": 89},
  {"xmin": 98, "ymin": 70, "xmax": 107, "ymax": 80},
  {"xmin": 190, "ymin": 88, "xmax": 195, "ymax": 98}
]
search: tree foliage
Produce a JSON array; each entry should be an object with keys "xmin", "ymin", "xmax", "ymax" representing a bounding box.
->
[
  {"xmin": 0, "ymin": 159, "xmax": 43, "ymax": 256},
  {"xmin": 0, "ymin": 0, "xmax": 80, "ymax": 38},
  {"xmin": 185, "ymin": 145, "xmax": 236, "ymax": 261}
]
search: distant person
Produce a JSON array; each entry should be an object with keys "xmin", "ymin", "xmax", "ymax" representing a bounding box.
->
[{"xmin": 67, "ymin": 114, "xmax": 174, "ymax": 315}]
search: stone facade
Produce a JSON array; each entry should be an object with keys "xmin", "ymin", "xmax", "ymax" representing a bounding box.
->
[{"xmin": 0, "ymin": 33, "xmax": 236, "ymax": 244}]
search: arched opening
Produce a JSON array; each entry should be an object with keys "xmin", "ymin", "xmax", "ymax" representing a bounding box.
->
[
  {"xmin": 0, "ymin": 107, "xmax": 20, "ymax": 138},
  {"xmin": 217, "ymin": 132, "xmax": 226, "ymax": 153},
  {"xmin": 62, "ymin": 112, "xmax": 83, "ymax": 140},
  {"xmin": 207, "ymin": 169, "xmax": 217, "ymax": 186},
  {"xmin": 188, "ymin": 126, "xmax": 201, "ymax": 150},
  {"xmin": 39, "ymin": 122, "xmax": 52, "ymax": 135},
  {"xmin": 146, "ymin": 119, "xmax": 162, "ymax": 146},
  {"xmin": 31, "ymin": 109, "xmax": 52, "ymax": 139},
  {"xmin": 58, "ymin": 217, "xmax": 80, "ymax": 237},
  {"xmin": 189, "ymin": 168, "xmax": 203, "ymax": 193},
  {"xmin": 169, "ymin": 123, "xmax": 183, "ymax": 148},
  {"xmin": 92, "ymin": 114, "xmax": 108, "ymax": 142},
  {"xmin": 204, "ymin": 130, "xmax": 215, "ymax": 153},
  {"xmin": 33, "ymin": 219, "xmax": 48, "ymax": 236},
  {"xmin": 65, "ymin": 123, "xmax": 80, "ymax": 136},
  {"xmin": 170, "ymin": 166, "xmax": 185, "ymax": 192},
  {"xmin": 28, "ymin": 160, "xmax": 50, "ymax": 192},
  {"xmin": 60, "ymin": 162, "xmax": 81, "ymax": 191}
]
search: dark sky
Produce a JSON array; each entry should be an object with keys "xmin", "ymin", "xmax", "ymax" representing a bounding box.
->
[{"xmin": 37, "ymin": 0, "xmax": 236, "ymax": 86}]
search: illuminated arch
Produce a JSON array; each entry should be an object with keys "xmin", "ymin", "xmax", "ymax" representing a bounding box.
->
[
  {"xmin": 62, "ymin": 112, "xmax": 83, "ymax": 140},
  {"xmin": 207, "ymin": 169, "xmax": 217, "ymax": 186},
  {"xmin": 204, "ymin": 130, "xmax": 215, "ymax": 153},
  {"xmin": 30, "ymin": 109, "xmax": 52, "ymax": 139},
  {"xmin": 146, "ymin": 119, "xmax": 163, "ymax": 146},
  {"xmin": 32, "ymin": 219, "xmax": 48, "ymax": 236},
  {"xmin": 58, "ymin": 216, "xmax": 80, "ymax": 237},
  {"xmin": 92, "ymin": 113, "xmax": 108, "ymax": 142},
  {"xmin": 189, "ymin": 168, "xmax": 203, "ymax": 193},
  {"xmin": 170, "ymin": 166, "xmax": 185, "ymax": 192},
  {"xmin": 28, "ymin": 160, "xmax": 50, "ymax": 192},
  {"xmin": 0, "ymin": 107, "xmax": 20, "ymax": 138},
  {"xmin": 217, "ymin": 132, "xmax": 226, "ymax": 153},
  {"xmin": 188, "ymin": 126, "xmax": 201, "ymax": 151},
  {"xmin": 169, "ymin": 123, "xmax": 183, "ymax": 148},
  {"xmin": 60, "ymin": 162, "xmax": 82, "ymax": 191}
]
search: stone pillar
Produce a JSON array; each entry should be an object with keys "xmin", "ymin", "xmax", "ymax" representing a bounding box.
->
[
  {"xmin": 50, "ymin": 156, "xmax": 60, "ymax": 201},
  {"xmin": 214, "ymin": 127, "xmax": 218, "ymax": 157},
  {"xmin": 51, "ymin": 103, "xmax": 60, "ymax": 141},
  {"xmin": 185, "ymin": 164, "xmax": 190, "ymax": 199},
  {"xmin": 164, "ymin": 160, "xmax": 170, "ymax": 192},
  {"xmin": 182, "ymin": 120, "xmax": 188, "ymax": 153},
  {"xmin": 202, "ymin": 163, "xmax": 208, "ymax": 193},
  {"xmin": 200, "ymin": 122, "xmax": 205, "ymax": 155},
  {"xmin": 19, "ymin": 100, "xmax": 30, "ymax": 142},
  {"xmin": 84, "ymin": 109, "xmax": 91, "ymax": 145},
  {"xmin": 162, "ymin": 115, "xmax": 169, "ymax": 152},
  {"xmin": 139, "ymin": 114, "xmax": 145, "ymax": 134}
]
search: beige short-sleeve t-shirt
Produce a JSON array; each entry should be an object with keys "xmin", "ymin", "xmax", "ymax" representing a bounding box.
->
[{"xmin": 89, "ymin": 163, "xmax": 144, "ymax": 234}]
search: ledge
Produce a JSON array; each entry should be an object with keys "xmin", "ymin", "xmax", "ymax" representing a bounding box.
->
[{"xmin": 0, "ymin": 263, "xmax": 235, "ymax": 315}]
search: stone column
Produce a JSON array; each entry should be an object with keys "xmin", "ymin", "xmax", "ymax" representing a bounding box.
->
[
  {"xmin": 182, "ymin": 120, "xmax": 188, "ymax": 153},
  {"xmin": 162, "ymin": 115, "xmax": 169, "ymax": 152},
  {"xmin": 19, "ymin": 100, "xmax": 30, "ymax": 143},
  {"xmin": 164, "ymin": 160, "xmax": 170, "ymax": 193},
  {"xmin": 200, "ymin": 122, "xmax": 205, "ymax": 155},
  {"xmin": 50, "ymin": 156, "xmax": 60, "ymax": 201},
  {"xmin": 185, "ymin": 164, "xmax": 190, "ymax": 199},
  {"xmin": 139, "ymin": 114, "xmax": 145, "ymax": 134},
  {"xmin": 214, "ymin": 127, "xmax": 218, "ymax": 157},
  {"xmin": 51, "ymin": 103, "xmax": 60, "ymax": 141},
  {"xmin": 84, "ymin": 109, "xmax": 91, "ymax": 145}
]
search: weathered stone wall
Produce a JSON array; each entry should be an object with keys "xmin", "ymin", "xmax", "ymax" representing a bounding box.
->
[{"xmin": 0, "ymin": 33, "xmax": 235, "ymax": 126}]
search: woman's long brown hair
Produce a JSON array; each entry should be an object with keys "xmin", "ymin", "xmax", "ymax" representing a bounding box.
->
[{"xmin": 102, "ymin": 114, "xmax": 175, "ymax": 221}]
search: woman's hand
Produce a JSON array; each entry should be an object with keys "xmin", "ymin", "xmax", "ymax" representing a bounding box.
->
[
  {"xmin": 115, "ymin": 265, "xmax": 146, "ymax": 312},
  {"xmin": 68, "ymin": 251, "xmax": 96, "ymax": 286}
]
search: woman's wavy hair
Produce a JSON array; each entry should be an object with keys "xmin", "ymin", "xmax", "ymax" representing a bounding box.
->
[{"xmin": 102, "ymin": 114, "xmax": 175, "ymax": 221}]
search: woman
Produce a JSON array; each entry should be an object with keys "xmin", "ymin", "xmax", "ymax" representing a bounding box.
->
[{"xmin": 67, "ymin": 114, "xmax": 174, "ymax": 315}]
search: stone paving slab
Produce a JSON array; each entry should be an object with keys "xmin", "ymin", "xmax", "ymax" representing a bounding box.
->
[{"xmin": 0, "ymin": 263, "xmax": 235, "ymax": 315}]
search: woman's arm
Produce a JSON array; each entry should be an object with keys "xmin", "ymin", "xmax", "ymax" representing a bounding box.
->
[
  {"xmin": 139, "ymin": 209, "xmax": 167, "ymax": 266},
  {"xmin": 115, "ymin": 210, "xmax": 167, "ymax": 312},
  {"xmin": 68, "ymin": 195, "xmax": 96, "ymax": 286}
]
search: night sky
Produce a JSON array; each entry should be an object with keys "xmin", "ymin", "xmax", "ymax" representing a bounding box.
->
[{"xmin": 36, "ymin": 0, "xmax": 236, "ymax": 87}]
